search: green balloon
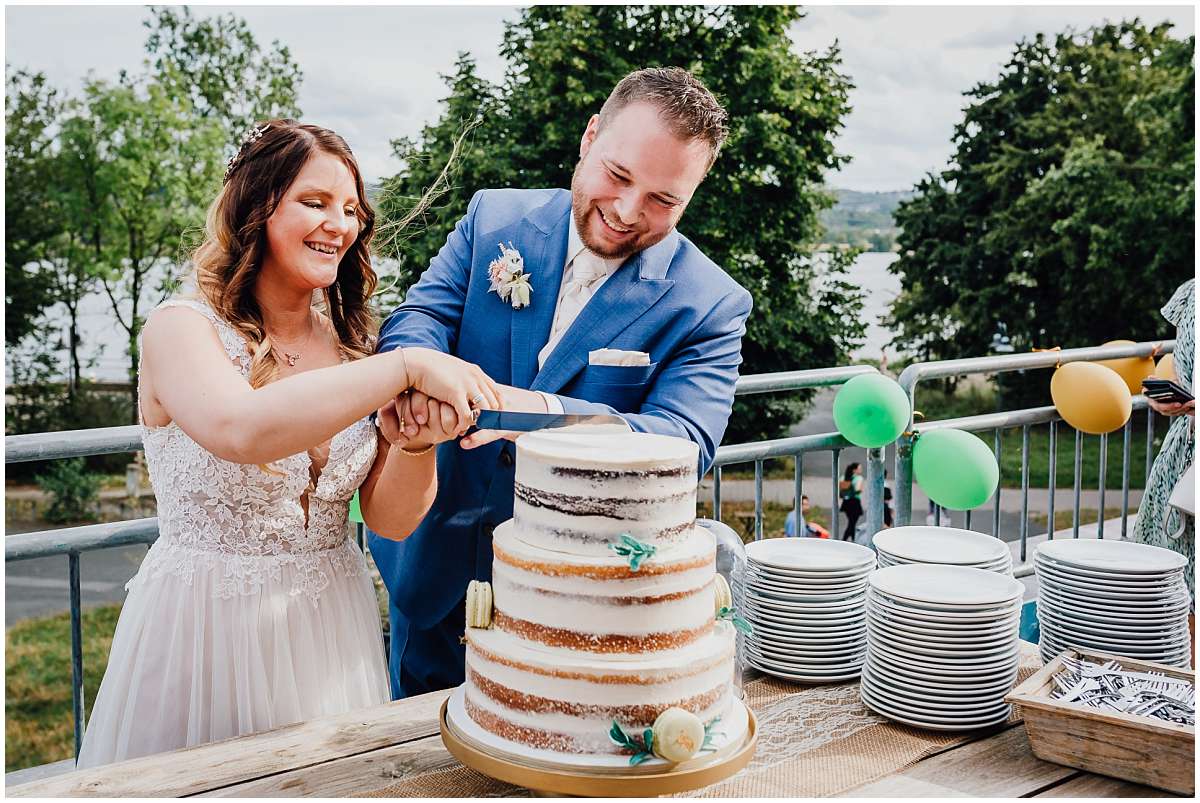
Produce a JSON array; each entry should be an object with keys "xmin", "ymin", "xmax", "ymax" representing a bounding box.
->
[
  {"xmin": 832, "ymin": 374, "xmax": 911, "ymax": 448},
  {"xmin": 914, "ymin": 429, "xmax": 999, "ymax": 510},
  {"xmin": 349, "ymin": 490, "xmax": 364, "ymax": 524}
]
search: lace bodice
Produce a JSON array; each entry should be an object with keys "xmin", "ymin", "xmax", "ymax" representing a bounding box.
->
[{"xmin": 136, "ymin": 298, "xmax": 378, "ymax": 600}]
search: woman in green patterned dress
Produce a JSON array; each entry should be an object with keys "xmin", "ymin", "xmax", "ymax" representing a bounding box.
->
[{"xmin": 1133, "ymin": 279, "xmax": 1194, "ymax": 654}]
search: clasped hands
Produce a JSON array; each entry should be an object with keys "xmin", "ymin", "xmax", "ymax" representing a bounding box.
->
[{"xmin": 376, "ymin": 384, "xmax": 551, "ymax": 452}]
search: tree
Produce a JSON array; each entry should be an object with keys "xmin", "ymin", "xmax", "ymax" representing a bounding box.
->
[
  {"xmin": 378, "ymin": 6, "xmax": 865, "ymax": 442},
  {"xmin": 79, "ymin": 74, "xmax": 225, "ymax": 421},
  {"xmin": 5, "ymin": 70, "xmax": 64, "ymax": 345},
  {"xmin": 143, "ymin": 5, "xmax": 303, "ymax": 143},
  {"xmin": 888, "ymin": 20, "xmax": 1194, "ymax": 375}
]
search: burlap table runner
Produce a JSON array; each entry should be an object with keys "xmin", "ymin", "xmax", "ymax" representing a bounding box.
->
[{"xmin": 359, "ymin": 645, "xmax": 1042, "ymax": 798}]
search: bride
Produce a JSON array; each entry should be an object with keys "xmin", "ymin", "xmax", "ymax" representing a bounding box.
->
[{"xmin": 76, "ymin": 120, "xmax": 498, "ymax": 768}]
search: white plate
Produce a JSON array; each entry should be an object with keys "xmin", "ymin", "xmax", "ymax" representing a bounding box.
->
[
  {"xmin": 860, "ymin": 687, "xmax": 1012, "ymax": 730},
  {"xmin": 860, "ymin": 667, "xmax": 1012, "ymax": 712},
  {"xmin": 744, "ymin": 563, "xmax": 875, "ymax": 581},
  {"xmin": 746, "ymin": 575, "xmax": 870, "ymax": 595},
  {"xmin": 1037, "ymin": 626, "xmax": 1191, "ymax": 655},
  {"xmin": 746, "ymin": 585, "xmax": 867, "ymax": 604},
  {"xmin": 873, "ymin": 526, "xmax": 1010, "ymax": 565},
  {"xmin": 750, "ymin": 620, "xmax": 867, "ymax": 640},
  {"xmin": 868, "ymin": 593, "xmax": 1022, "ymax": 623},
  {"xmin": 1034, "ymin": 557, "xmax": 1183, "ymax": 589},
  {"xmin": 865, "ymin": 652, "xmax": 1019, "ymax": 687},
  {"xmin": 1036, "ymin": 607, "xmax": 1188, "ymax": 639},
  {"xmin": 862, "ymin": 658, "xmax": 1019, "ymax": 695},
  {"xmin": 750, "ymin": 632, "xmax": 868, "ymax": 652},
  {"xmin": 867, "ymin": 641, "xmax": 1019, "ymax": 674},
  {"xmin": 869, "ymin": 565, "xmax": 1023, "ymax": 608},
  {"xmin": 866, "ymin": 617, "xmax": 1017, "ymax": 650},
  {"xmin": 1036, "ymin": 602, "xmax": 1188, "ymax": 630},
  {"xmin": 746, "ymin": 538, "xmax": 877, "ymax": 572},
  {"xmin": 1037, "ymin": 585, "xmax": 1190, "ymax": 615},
  {"xmin": 744, "ymin": 595, "xmax": 866, "ymax": 616},
  {"xmin": 745, "ymin": 644, "xmax": 866, "ymax": 666},
  {"xmin": 866, "ymin": 607, "xmax": 1019, "ymax": 637},
  {"xmin": 1036, "ymin": 539, "xmax": 1188, "ymax": 574},
  {"xmin": 1035, "ymin": 553, "xmax": 1183, "ymax": 583},
  {"xmin": 861, "ymin": 684, "xmax": 1011, "ymax": 719},
  {"xmin": 1036, "ymin": 564, "xmax": 1185, "ymax": 596},
  {"xmin": 868, "ymin": 635, "xmax": 1019, "ymax": 665},
  {"xmin": 746, "ymin": 655, "xmax": 863, "ymax": 684},
  {"xmin": 745, "ymin": 610, "xmax": 865, "ymax": 632},
  {"xmin": 1037, "ymin": 630, "xmax": 1193, "ymax": 662}
]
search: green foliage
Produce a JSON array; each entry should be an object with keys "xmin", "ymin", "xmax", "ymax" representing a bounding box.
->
[
  {"xmin": 6, "ymin": 604, "xmax": 122, "ymax": 771},
  {"xmin": 35, "ymin": 457, "xmax": 101, "ymax": 523},
  {"xmin": 888, "ymin": 20, "xmax": 1194, "ymax": 366},
  {"xmin": 377, "ymin": 6, "xmax": 865, "ymax": 443},
  {"xmin": 5, "ymin": 70, "xmax": 64, "ymax": 345},
  {"xmin": 143, "ymin": 5, "xmax": 303, "ymax": 143}
]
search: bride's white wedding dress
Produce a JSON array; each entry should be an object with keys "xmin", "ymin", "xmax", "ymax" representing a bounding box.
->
[{"xmin": 77, "ymin": 298, "xmax": 390, "ymax": 769}]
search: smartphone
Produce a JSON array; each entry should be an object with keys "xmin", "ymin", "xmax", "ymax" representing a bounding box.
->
[{"xmin": 1141, "ymin": 378, "xmax": 1195, "ymax": 405}]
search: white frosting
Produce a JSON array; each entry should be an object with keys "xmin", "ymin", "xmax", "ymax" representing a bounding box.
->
[
  {"xmin": 467, "ymin": 627, "xmax": 734, "ymax": 703},
  {"xmin": 512, "ymin": 429, "xmax": 698, "ymax": 554},
  {"xmin": 466, "ymin": 428, "xmax": 736, "ymax": 756}
]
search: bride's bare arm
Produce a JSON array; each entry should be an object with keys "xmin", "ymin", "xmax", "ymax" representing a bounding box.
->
[{"xmin": 141, "ymin": 307, "xmax": 498, "ymax": 465}]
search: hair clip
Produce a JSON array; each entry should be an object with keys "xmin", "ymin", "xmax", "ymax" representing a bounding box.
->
[{"xmin": 223, "ymin": 123, "xmax": 272, "ymax": 183}]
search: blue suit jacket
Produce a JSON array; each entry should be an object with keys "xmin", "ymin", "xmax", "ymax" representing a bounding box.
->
[{"xmin": 368, "ymin": 188, "xmax": 752, "ymax": 697}]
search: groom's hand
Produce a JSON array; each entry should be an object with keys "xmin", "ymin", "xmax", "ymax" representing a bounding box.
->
[{"xmin": 459, "ymin": 385, "xmax": 548, "ymax": 450}]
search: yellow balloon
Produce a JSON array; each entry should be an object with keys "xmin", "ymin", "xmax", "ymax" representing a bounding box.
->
[
  {"xmin": 1051, "ymin": 362, "xmax": 1133, "ymax": 434},
  {"xmin": 1155, "ymin": 353, "xmax": 1176, "ymax": 382},
  {"xmin": 1095, "ymin": 339, "xmax": 1155, "ymax": 395}
]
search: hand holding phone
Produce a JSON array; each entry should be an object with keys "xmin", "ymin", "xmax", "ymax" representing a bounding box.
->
[{"xmin": 1141, "ymin": 378, "xmax": 1195, "ymax": 405}]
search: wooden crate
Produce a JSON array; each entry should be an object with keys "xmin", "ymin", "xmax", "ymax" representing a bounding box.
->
[{"xmin": 1006, "ymin": 648, "xmax": 1194, "ymax": 795}]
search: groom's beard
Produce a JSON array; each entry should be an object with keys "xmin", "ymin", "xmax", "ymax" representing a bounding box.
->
[{"xmin": 570, "ymin": 161, "xmax": 669, "ymax": 261}]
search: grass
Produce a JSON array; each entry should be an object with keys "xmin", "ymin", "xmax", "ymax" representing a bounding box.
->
[
  {"xmin": 5, "ymin": 603, "xmax": 121, "ymax": 772},
  {"xmin": 1029, "ymin": 506, "xmax": 1139, "ymax": 531},
  {"xmin": 696, "ymin": 500, "xmax": 831, "ymax": 541}
]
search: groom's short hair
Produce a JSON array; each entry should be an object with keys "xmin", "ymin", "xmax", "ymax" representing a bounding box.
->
[{"xmin": 597, "ymin": 67, "xmax": 729, "ymax": 170}]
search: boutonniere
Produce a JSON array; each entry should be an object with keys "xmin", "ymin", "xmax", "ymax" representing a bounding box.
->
[{"xmin": 488, "ymin": 242, "xmax": 533, "ymax": 310}]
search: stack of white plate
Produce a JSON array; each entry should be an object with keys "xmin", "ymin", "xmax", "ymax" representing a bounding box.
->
[
  {"xmin": 742, "ymin": 538, "xmax": 876, "ymax": 683},
  {"xmin": 1035, "ymin": 539, "xmax": 1192, "ymax": 668},
  {"xmin": 862, "ymin": 564, "xmax": 1024, "ymax": 731},
  {"xmin": 874, "ymin": 526, "xmax": 1013, "ymax": 575}
]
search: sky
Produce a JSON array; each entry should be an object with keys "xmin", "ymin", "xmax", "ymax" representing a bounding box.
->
[{"xmin": 4, "ymin": 3, "xmax": 1195, "ymax": 193}]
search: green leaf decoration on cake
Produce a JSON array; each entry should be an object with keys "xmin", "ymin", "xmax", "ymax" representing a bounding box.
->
[
  {"xmin": 609, "ymin": 533, "xmax": 657, "ymax": 572},
  {"xmin": 608, "ymin": 719, "xmax": 655, "ymax": 766},
  {"xmin": 717, "ymin": 605, "xmax": 753, "ymax": 635},
  {"xmin": 701, "ymin": 716, "xmax": 724, "ymax": 752}
]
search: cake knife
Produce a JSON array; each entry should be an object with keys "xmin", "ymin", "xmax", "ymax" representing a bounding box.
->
[{"xmin": 473, "ymin": 410, "xmax": 628, "ymax": 432}]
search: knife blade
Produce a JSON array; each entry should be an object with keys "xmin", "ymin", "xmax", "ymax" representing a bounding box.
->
[{"xmin": 473, "ymin": 410, "xmax": 628, "ymax": 432}]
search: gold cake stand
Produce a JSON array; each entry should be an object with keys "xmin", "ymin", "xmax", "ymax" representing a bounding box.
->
[{"xmin": 439, "ymin": 699, "xmax": 757, "ymax": 797}]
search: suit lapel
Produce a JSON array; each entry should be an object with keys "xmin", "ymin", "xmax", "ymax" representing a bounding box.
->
[
  {"xmin": 507, "ymin": 194, "xmax": 571, "ymax": 389},
  {"xmin": 531, "ymin": 231, "xmax": 679, "ymax": 395}
]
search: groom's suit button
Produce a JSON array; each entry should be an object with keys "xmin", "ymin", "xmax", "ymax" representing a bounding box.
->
[
  {"xmin": 499, "ymin": 450, "xmax": 513, "ymax": 467},
  {"xmin": 482, "ymin": 523, "xmax": 496, "ymax": 539}
]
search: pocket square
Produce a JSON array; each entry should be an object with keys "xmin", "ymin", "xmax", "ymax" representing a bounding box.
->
[{"xmin": 589, "ymin": 348, "xmax": 651, "ymax": 367}]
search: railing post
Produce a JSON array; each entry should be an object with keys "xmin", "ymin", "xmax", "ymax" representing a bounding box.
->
[
  {"xmin": 895, "ymin": 434, "xmax": 915, "ymax": 527},
  {"xmin": 865, "ymin": 446, "xmax": 885, "ymax": 540},
  {"xmin": 69, "ymin": 552, "xmax": 85, "ymax": 760}
]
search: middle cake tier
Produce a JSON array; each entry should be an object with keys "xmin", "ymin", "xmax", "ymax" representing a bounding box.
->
[{"xmin": 491, "ymin": 520, "xmax": 717, "ymax": 653}]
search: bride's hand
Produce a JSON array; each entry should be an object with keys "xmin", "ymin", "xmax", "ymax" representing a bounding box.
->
[{"xmin": 400, "ymin": 347, "xmax": 501, "ymax": 423}]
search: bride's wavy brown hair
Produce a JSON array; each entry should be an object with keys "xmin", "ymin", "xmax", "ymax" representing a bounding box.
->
[{"xmin": 191, "ymin": 120, "xmax": 378, "ymax": 389}]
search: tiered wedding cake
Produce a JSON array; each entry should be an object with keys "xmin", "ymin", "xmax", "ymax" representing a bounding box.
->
[{"xmin": 462, "ymin": 427, "xmax": 738, "ymax": 756}]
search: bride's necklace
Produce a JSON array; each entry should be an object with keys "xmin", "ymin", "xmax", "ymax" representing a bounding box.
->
[{"xmin": 268, "ymin": 316, "xmax": 316, "ymax": 368}]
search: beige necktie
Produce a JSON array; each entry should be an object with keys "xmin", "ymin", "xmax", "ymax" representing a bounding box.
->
[{"xmin": 538, "ymin": 251, "xmax": 607, "ymax": 366}]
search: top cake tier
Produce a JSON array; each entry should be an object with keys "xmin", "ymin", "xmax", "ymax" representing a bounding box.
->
[{"xmin": 513, "ymin": 428, "xmax": 699, "ymax": 556}]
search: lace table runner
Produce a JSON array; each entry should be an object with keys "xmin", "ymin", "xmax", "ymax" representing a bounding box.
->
[{"xmin": 358, "ymin": 645, "xmax": 1043, "ymax": 798}]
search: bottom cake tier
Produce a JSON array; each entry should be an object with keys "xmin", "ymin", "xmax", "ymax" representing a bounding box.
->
[{"xmin": 465, "ymin": 625, "xmax": 736, "ymax": 755}]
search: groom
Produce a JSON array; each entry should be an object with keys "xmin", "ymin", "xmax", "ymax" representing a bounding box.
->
[{"xmin": 368, "ymin": 67, "xmax": 753, "ymax": 699}]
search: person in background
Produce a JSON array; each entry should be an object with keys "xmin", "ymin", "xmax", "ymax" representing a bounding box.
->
[
  {"xmin": 1133, "ymin": 278, "xmax": 1194, "ymax": 658},
  {"xmin": 838, "ymin": 462, "xmax": 864, "ymax": 540},
  {"xmin": 785, "ymin": 494, "xmax": 815, "ymax": 537}
]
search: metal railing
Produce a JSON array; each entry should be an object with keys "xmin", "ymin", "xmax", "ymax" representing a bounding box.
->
[{"xmin": 3, "ymin": 341, "xmax": 1175, "ymax": 762}]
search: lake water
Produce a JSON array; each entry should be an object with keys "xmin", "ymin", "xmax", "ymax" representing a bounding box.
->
[{"xmin": 9, "ymin": 251, "xmax": 902, "ymax": 383}]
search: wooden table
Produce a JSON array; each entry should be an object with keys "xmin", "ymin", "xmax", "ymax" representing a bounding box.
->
[{"xmin": 9, "ymin": 681, "xmax": 1179, "ymax": 798}]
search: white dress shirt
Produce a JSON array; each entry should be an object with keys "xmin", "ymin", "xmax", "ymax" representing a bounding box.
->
[{"xmin": 534, "ymin": 217, "xmax": 625, "ymax": 413}]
